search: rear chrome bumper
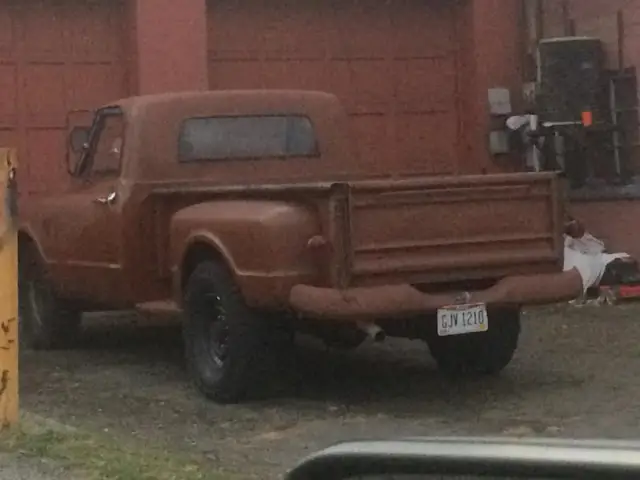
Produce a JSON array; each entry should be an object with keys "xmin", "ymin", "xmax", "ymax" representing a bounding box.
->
[{"xmin": 289, "ymin": 270, "xmax": 583, "ymax": 321}]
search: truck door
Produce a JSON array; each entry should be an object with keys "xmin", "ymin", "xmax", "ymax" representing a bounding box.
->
[{"xmin": 43, "ymin": 108, "xmax": 128, "ymax": 306}]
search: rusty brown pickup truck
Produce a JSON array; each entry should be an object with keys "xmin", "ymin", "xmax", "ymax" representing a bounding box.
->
[{"xmin": 18, "ymin": 90, "xmax": 582, "ymax": 403}]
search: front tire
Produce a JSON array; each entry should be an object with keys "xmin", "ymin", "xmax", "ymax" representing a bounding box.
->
[
  {"xmin": 18, "ymin": 247, "xmax": 81, "ymax": 350},
  {"xmin": 183, "ymin": 260, "xmax": 277, "ymax": 403},
  {"xmin": 425, "ymin": 307, "xmax": 521, "ymax": 375}
]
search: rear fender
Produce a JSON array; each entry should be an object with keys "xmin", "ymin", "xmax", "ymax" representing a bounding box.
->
[{"xmin": 170, "ymin": 200, "xmax": 320, "ymax": 308}]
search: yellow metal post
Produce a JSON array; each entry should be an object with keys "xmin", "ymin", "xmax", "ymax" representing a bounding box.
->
[{"xmin": 0, "ymin": 148, "xmax": 18, "ymax": 429}]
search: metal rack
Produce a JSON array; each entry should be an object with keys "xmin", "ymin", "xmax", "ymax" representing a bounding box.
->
[{"xmin": 609, "ymin": 71, "xmax": 639, "ymax": 181}]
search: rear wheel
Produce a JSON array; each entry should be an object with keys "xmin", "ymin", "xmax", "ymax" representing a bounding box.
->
[
  {"xmin": 425, "ymin": 307, "xmax": 521, "ymax": 375},
  {"xmin": 183, "ymin": 260, "xmax": 283, "ymax": 403},
  {"xmin": 18, "ymin": 246, "xmax": 81, "ymax": 350}
]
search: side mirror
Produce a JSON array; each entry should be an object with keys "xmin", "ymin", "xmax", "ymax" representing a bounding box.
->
[
  {"xmin": 69, "ymin": 127, "xmax": 90, "ymax": 154},
  {"xmin": 286, "ymin": 438, "xmax": 640, "ymax": 480},
  {"xmin": 67, "ymin": 127, "xmax": 91, "ymax": 176}
]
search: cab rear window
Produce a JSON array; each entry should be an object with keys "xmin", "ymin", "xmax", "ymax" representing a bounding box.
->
[{"xmin": 178, "ymin": 115, "xmax": 318, "ymax": 161}]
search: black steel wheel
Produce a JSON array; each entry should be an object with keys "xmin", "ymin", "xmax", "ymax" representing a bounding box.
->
[
  {"xmin": 183, "ymin": 260, "xmax": 276, "ymax": 403},
  {"xmin": 18, "ymin": 246, "xmax": 81, "ymax": 350}
]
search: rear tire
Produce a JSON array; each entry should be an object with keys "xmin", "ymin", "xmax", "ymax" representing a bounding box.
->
[
  {"xmin": 183, "ymin": 260, "xmax": 279, "ymax": 403},
  {"xmin": 425, "ymin": 307, "xmax": 521, "ymax": 375},
  {"xmin": 18, "ymin": 246, "xmax": 81, "ymax": 350}
]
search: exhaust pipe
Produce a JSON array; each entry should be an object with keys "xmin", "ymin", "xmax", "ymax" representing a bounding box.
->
[{"xmin": 357, "ymin": 322, "xmax": 386, "ymax": 342}]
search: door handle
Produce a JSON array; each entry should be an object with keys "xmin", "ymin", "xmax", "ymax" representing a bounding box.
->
[{"xmin": 94, "ymin": 191, "xmax": 117, "ymax": 206}]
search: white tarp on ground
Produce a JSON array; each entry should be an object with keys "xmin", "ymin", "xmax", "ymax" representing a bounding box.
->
[{"xmin": 564, "ymin": 233, "xmax": 630, "ymax": 292}]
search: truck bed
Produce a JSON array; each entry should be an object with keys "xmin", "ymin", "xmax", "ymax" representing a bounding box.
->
[{"xmin": 325, "ymin": 172, "xmax": 564, "ymax": 289}]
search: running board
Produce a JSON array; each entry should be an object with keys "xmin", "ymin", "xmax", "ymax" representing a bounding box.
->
[{"xmin": 135, "ymin": 300, "xmax": 181, "ymax": 316}]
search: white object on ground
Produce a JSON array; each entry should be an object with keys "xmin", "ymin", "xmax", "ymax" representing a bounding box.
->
[{"xmin": 563, "ymin": 232, "xmax": 630, "ymax": 292}]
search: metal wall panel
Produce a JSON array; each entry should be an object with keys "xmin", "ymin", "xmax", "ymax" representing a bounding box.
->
[
  {"xmin": 0, "ymin": 0, "xmax": 128, "ymax": 196},
  {"xmin": 207, "ymin": 0, "xmax": 461, "ymax": 176}
]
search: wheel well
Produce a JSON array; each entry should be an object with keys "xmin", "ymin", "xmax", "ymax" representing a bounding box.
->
[
  {"xmin": 181, "ymin": 242, "xmax": 226, "ymax": 290},
  {"xmin": 18, "ymin": 232, "xmax": 41, "ymax": 282},
  {"xmin": 18, "ymin": 231, "xmax": 33, "ymax": 248},
  {"xmin": 18, "ymin": 231, "xmax": 36, "ymax": 260}
]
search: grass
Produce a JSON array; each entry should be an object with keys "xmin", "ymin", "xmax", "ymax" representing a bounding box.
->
[{"xmin": 0, "ymin": 413, "xmax": 235, "ymax": 480}]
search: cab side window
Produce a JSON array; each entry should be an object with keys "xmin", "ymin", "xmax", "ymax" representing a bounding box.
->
[{"xmin": 89, "ymin": 113, "xmax": 125, "ymax": 177}]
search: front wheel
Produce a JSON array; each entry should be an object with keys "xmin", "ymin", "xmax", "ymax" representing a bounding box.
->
[
  {"xmin": 183, "ymin": 260, "xmax": 280, "ymax": 403},
  {"xmin": 425, "ymin": 307, "xmax": 521, "ymax": 375},
  {"xmin": 18, "ymin": 248, "xmax": 81, "ymax": 350}
]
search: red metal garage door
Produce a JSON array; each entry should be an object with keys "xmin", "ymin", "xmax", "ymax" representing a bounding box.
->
[
  {"xmin": 208, "ymin": 0, "xmax": 461, "ymax": 175},
  {"xmin": 0, "ymin": 0, "xmax": 128, "ymax": 195}
]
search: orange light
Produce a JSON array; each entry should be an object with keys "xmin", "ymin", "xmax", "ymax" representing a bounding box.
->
[{"xmin": 581, "ymin": 111, "xmax": 593, "ymax": 127}]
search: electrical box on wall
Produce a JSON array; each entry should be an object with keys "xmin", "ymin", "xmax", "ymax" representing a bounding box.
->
[
  {"xmin": 489, "ymin": 131, "xmax": 511, "ymax": 155},
  {"xmin": 487, "ymin": 87, "xmax": 513, "ymax": 156},
  {"xmin": 488, "ymin": 88, "xmax": 512, "ymax": 115}
]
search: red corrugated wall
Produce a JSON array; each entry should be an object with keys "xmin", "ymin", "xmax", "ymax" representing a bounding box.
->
[
  {"xmin": 207, "ymin": 0, "xmax": 524, "ymax": 177},
  {"xmin": 0, "ymin": 0, "xmax": 524, "ymax": 195},
  {"xmin": 208, "ymin": 0, "xmax": 463, "ymax": 176},
  {"xmin": 0, "ymin": 0, "xmax": 129, "ymax": 196}
]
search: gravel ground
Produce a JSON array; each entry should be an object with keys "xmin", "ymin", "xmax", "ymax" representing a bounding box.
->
[
  {"xmin": 0, "ymin": 454, "xmax": 74, "ymax": 480},
  {"xmin": 13, "ymin": 304, "xmax": 640, "ymax": 478}
]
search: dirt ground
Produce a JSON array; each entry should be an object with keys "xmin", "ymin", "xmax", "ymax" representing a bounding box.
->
[{"xmin": 16, "ymin": 304, "xmax": 640, "ymax": 478}]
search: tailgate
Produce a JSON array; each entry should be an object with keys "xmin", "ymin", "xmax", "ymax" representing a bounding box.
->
[{"xmin": 326, "ymin": 172, "xmax": 564, "ymax": 288}]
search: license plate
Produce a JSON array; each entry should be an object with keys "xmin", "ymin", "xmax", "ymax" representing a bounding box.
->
[{"xmin": 437, "ymin": 303, "xmax": 488, "ymax": 337}]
